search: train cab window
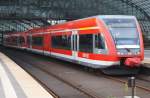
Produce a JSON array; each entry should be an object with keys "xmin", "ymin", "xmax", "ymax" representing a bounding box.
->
[
  {"xmin": 32, "ymin": 36, "xmax": 43, "ymax": 46},
  {"xmin": 79, "ymin": 34, "xmax": 93, "ymax": 53},
  {"xmin": 52, "ymin": 35, "xmax": 71, "ymax": 50},
  {"xmin": 94, "ymin": 33, "xmax": 107, "ymax": 54},
  {"xmin": 95, "ymin": 33, "xmax": 105, "ymax": 49}
]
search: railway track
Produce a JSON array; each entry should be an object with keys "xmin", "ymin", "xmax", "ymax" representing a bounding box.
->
[
  {"xmin": 21, "ymin": 58, "xmax": 100, "ymax": 98},
  {"xmin": 1, "ymin": 47, "xmax": 150, "ymax": 98},
  {"xmin": 6, "ymin": 52, "xmax": 60, "ymax": 98},
  {"xmin": 95, "ymin": 72, "xmax": 150, "ymax": 92},
  {"xmin": 136, "ymin": 75, "xmax": 150, "ymax": 83},
  {"xmin": 26, "ymin": 62, "xmax": 100, "ymax": 98},
  {"xmin": 3, "ymin": 48, "xmax": 101, "ymax": 98},
  {"xmin": 23, "ymin": 66, "xmax": 59, "ymax": 98},
  {"xmin": 79, "ymin": 64, "xmax": 150, "ymax": 93}
]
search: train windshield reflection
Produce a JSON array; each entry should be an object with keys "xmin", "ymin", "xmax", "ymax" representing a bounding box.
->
[{"xmin": 103, "ymin": 18, "xmax": 140, "ymax": 46}]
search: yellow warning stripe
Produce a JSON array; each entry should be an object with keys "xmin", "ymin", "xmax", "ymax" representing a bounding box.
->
[{"xmin": 79, "ymin": 26, "xmax": 99, "ymax": 30}]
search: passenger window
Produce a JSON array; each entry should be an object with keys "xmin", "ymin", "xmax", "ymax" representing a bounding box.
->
[
  {"xmin": 12, "ymin": 36, "xmax": 18, "ymax": 46},
  {"xmin": 6, "ymin": 36, "xmax": 11, "ymax": 44},
  {"xmin": 95, "ymin": 33, "xmax": 105, "ymax": 49},
  {"xmin": 52, "ymin": 35, "xmax": 71, "ymax": 50},
  {"xmin": 18, "ymin": 36, "xmax": 25, "ymax": 45},
  {"xmin": 32, "ymin": 36, "xmax": 43, "ymax": 46},
  {"xmin": 20, "ymin": 37, "xmax": 25, "ymax": 44},
  {"xmin": 27, "ymin": 36, "xmax": 31, "ymax": 45},
  {"xmin": 79, "ymin": 34, "xmax": 93, "ymax": 53}
]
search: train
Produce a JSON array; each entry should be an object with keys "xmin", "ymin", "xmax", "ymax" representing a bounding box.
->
[{"xmin": 3, "ymin": 15, "xmax": 144, "ymax": 75}]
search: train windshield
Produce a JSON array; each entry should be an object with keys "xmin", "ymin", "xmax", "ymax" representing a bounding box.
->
[{"xmin": 103, "ymin": 18, "xmax": 140, "ymax": 48}]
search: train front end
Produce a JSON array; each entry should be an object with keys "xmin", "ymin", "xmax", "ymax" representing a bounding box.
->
[{"xmin": 100, "ymin": 16, "xmax": 144, "ymax": 74}]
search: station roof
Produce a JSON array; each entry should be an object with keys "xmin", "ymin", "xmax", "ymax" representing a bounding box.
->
[{"xmin": 0, "ymin": 0, "xmax": 150, "ymax": 41}]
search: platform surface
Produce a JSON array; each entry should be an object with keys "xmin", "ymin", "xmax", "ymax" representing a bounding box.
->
[
  {"xmin": 143, "ymin": 50, "xmax": 150, "ymax": 68},
  {"xmin": 0, "ymin": 52, "xmax": 53, "ymax": 98}
]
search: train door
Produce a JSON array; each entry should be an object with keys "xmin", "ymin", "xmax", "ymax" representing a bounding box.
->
[
  {"xmin": 27, "ymin": 34, "xmax": 32, "ymax": 49},
  {"xmin": 71, "ymin": 30, "xmax": 79, "ymax": 60},
  {"xmin": 17, "ymin": 36, "xmax": 20, "ymax": 47}
]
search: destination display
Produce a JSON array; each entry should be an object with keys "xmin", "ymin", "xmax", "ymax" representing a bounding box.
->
[{"xmin": 104, "ymin": 19, "xmax": 136, "ymax": 28}]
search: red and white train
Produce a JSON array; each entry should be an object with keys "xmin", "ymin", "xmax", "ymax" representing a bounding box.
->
[{"xmin": 3, "ymin": 15, "xmax": 144, "ymax": 74}]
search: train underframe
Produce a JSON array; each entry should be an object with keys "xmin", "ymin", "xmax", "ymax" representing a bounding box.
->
[{"xmin": 101, "ymin": 57, "xmax": 142, "ymax": 75}]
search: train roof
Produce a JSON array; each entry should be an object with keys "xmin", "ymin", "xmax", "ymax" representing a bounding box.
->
[
  {"xmin": 25, "ymin": 15, "xmax": 137, "ymax": 33},
  {"xmin": 5, "ymin": 15, "xmax": 138, "ymax": 35},
  {"xmin": 98, "ymin": 15, "xmax": 136, "ymax": 19},
  {"xmin": 67, "ymin": 15, "xmax": 136, "ymax": 22}
]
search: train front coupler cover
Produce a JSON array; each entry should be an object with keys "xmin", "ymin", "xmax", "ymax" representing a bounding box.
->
[{"xmin": 124, "ymin": 57, "xmax": 141, "ymax": 67}]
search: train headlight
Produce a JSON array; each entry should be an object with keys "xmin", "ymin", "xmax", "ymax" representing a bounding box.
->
[
  {"xmin": 137, "ymin": 52, "xmax": 140, "ymax": 55},
  {"xmin": 120, "ymin": 52, "xmax": 124, "ymax": 55},
  {"xmin": 128, "ymin": 52, "xmax": 132, "ymax": 55},
  {"xmin": 117, "ymin": 52, "xmax": 121, "ymax": 55}
]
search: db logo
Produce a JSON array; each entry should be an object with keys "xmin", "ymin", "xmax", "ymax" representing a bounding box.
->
[{"xmin": 82, "ymin": 53, "xmax": 89, "ymax": 58}]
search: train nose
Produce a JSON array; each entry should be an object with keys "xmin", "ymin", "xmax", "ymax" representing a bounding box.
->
[{"xmin": 124, "ymin": 57, "xmax": 141, "ymax": 67}]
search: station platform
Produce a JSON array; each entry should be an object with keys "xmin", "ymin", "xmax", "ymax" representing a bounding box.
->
[
  {"xmin": 0, "ymin": 52, "xmax": 53, "ymax": 98},
  {"xmin": 143, "ymin": 50, "xmax": 150, "ymax": 68}
]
